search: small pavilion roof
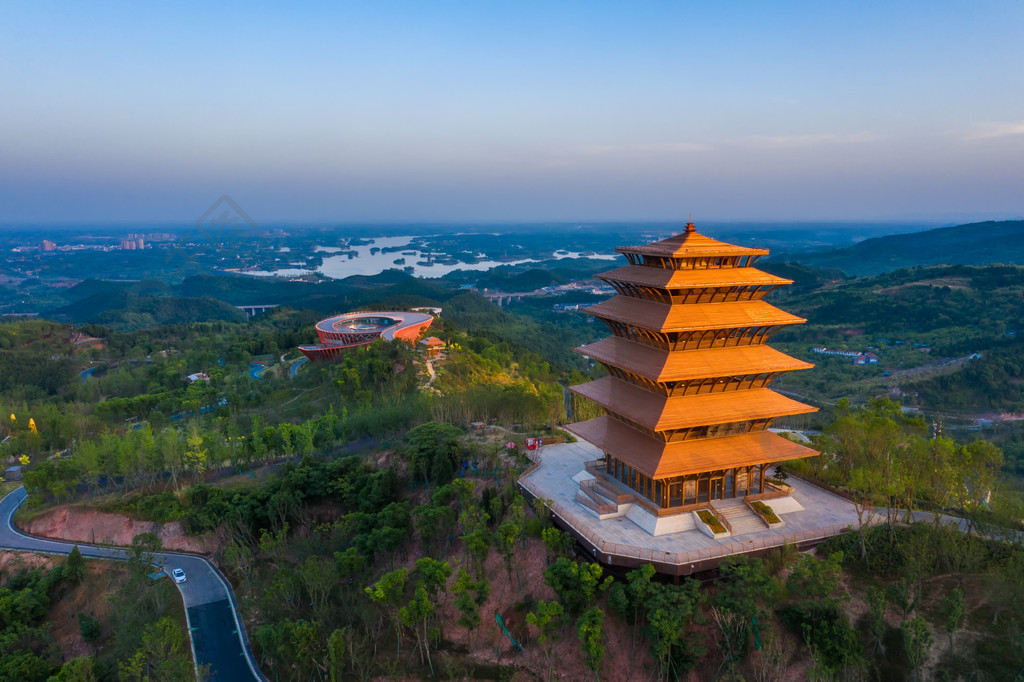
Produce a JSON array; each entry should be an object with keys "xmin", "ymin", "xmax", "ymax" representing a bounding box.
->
[
  {"xmin": 576, "ymin": 338, "xmax": 813, "ymax": 382},
  {"xmin": 616, "ymin": 224, "xmax": 768, "ymax": 259},
  {"xmin": 583, "ymin": 297, "xmax": 805, "ymax": 332},
  {"xmin": 566, "ymin": 416, "xmax": 818, "ymax": 479},
  {"xmin": 596, "ymin": 265, "xmax": 790, "ymax": 290},
  {"xmin": 570, "ymin": 377, "xmax": 816, "ymax": 431}
]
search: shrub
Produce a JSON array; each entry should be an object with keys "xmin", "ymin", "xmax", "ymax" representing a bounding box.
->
[
  {"xmin": 752, "ymin": 501, "xmax": 781, "ymax": 524},
  {"xmin": 121, "ymin": 491, "xmax": 186, "ymax": 522},
  {"xmin": 697, "ymin": 510, "xmax": 726, "ymax": 534},
  {"xmin": 79, "ymin": 612, "xmax": 101, "ymax": 642}
]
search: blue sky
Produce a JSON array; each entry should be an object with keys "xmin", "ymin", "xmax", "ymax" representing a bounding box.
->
[{"xmin": 1, "ymin": 1, "xmax": 1022, "ymax": 223}]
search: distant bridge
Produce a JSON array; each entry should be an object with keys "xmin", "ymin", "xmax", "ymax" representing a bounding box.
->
[
  {"xmin": 481, "ymin": 292, "xmax": 542, "ymax": 307},
  {"xmin": 236, "ymin": 304, "xmax": 280, "ymax": 317}
]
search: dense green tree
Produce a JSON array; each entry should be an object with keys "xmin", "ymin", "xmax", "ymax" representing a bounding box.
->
[
  {"xmin": 577, "ymin": 606, "xmax": 606, "ymax": 678},
  {"xmin": 607, "ymin": 563, "xmax": 656, "ymax": 667},
  {"xmin": 941, "ymin": 586, "xmax": 966, "ymax": 655},
  {"xmin": 64, "ymin": 546, "xmax": 85, "ymax": 584},
  {"xmin": 643, "ymin": 580, "xmax": 705, "ymax": 681},
  {"xmin": 365, "ymin": 568, "xmax": 408, "ymax": 658},
  {"xmin": 404, "ymin": 421, "xmax": 464, "ymax": 486},
  {"xmin": 713, "ymin": 556, "xmax": 778, "ymax": 664},
  {"xmin": 50, "ymin": 656, "xmax": 98, "ymax": 682},
  {"xmin": 864, "ymin": 586, "xmax": 888, "ymax": 656},
  {"xmin": 543, "ymin": 558, "xmax": 610, "ymax": 615},
  {"xmin": 902, "ymin": 614, "xmax": 933, "ymax": 681},
  {"xmin": 118, "ymin": 616, "xmax": 195, "ymax": 681},
  {"xmin": 527, "ymin": 600, "xmax": 567, "ymax": 682},
  {"xmin": 452, "ymin": 568, "xmax": 488, "ymax": 649}
]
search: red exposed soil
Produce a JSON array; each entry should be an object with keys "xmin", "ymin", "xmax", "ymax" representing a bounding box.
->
[
  {"xmin": 23, "ymin": 506, "xmax": 222, "ymax": 555},
  {"xmin": 0, "ymin": 550, "xmax": 56, "ymax": 575}
]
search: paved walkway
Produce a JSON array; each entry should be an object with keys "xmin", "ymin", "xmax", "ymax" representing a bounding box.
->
[
  {"xmin": 522, "ymin": 441, "xmax": 862, "ymax": 563},
  {"xmin": 0, "ymin": 488, "xmax": 265, "ymax": 682},
  {"xmin": 289, "ymin": 357, "xmax": 308, "ymax": 378}
]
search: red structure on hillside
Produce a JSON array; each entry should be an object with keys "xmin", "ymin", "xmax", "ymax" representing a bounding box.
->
[{"xmin": 298, "ymin": 311, "xmax": 434, "ymax": 362}]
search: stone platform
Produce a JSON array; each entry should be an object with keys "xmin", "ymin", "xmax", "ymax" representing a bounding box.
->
[{"xmin": 519, "ymin": 440, "xmax": 862, "ymax": 576}]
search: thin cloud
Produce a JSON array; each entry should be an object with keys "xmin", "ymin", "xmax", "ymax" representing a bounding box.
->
[
  {"xmin": 964, "ymin": 120, "xmax": 1024, "ymax": 140},
  {"xmin": 579, "ymin": 142, "xmax": 712, "ymax": 156},
  {"xmin": 738, "ymin": 132, "xmax": 881, "ymax": 149}
]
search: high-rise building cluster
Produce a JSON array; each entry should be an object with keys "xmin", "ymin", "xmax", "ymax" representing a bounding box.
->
[{"xmin": 120, "ymin": 234, "xmax": 146, "ymax": 250}]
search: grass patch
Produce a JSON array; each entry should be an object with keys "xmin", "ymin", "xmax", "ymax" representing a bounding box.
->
[
  {"xmin": 697, "ymin": 509, "xmax": 727, "ymax": 534},
  {"xmin": 0, "ymin": 480, "xmax": 21, "ymax": 500}
]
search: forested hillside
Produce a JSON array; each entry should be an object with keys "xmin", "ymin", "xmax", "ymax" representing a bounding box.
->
[
  {"xmin": 762, "ymin": 264, "xmax": 1024, "ymax": 416},
  {"xmin": 792, "ymin": 220, "xmax": 1024, "ymax": 276},
  {"xmin": 47, "ymin": 291, "xmax": 248, "ymax": 329}
]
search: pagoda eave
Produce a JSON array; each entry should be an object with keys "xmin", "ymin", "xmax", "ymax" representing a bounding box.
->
[
  {"xmin": 569, "ymin": 377, "xmax": 818, "ymax": 431},
  {"xmin": 583, "ymin": 297, "xmax": 806, "ymax": 333},
  {"xmin": 596, "ymin": 265, "xmax": 792, "ymax": 289},
  {"xmin": 574, "ymin": 338, "xmax": 814, "ymax": 383},
  {"xmin": 566, "ymin": 416, "xmax": 819, "ymax": 480}
]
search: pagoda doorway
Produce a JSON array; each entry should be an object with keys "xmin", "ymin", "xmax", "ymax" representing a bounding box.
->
[
  {"xmin": 710, "ymin": 476, "xmax": 724, "ymax": 500},
  {"xmin": 669, "ymin": 480, "xmax": 683, "ymax": 507}
]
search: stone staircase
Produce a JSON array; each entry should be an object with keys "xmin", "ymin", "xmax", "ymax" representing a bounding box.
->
[
  {"xmin": 712, "ymin": 499, "xmax": 768, "ymax": 535},
  {"xmin": 575, "ymin": 476, "xmax": 633, "ymax": 516}
]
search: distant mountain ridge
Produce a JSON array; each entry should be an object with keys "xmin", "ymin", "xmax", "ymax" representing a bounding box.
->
[{"xmin": 792, "ymin": 220, "xmax": 1024, "ymax": 276}]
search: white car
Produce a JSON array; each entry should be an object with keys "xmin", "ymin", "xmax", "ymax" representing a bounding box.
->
[{"xmin": 171, "ymin": 568, "xmax": 187, "ymax": 584}]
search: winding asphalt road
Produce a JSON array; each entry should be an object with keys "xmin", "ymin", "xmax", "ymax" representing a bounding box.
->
[{"xmin": 0, "ymin": 487, "xmax": 266, "ymax": 682}]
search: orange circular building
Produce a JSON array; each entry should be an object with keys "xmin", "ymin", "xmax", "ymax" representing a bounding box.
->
[{"xmin": 298, "ymin": 311, "xmax": 433, "ymax": 361}]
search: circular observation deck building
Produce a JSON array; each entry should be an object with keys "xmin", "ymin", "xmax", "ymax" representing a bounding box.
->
[{"xmin": 298, "ymin": 311, "xmax": 434, "ymax": 362}]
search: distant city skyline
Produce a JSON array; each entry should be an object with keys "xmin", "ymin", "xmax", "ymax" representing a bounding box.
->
[{"xmin": 2, "ymin": 1, "xmax": 1022, "ymax": 223}]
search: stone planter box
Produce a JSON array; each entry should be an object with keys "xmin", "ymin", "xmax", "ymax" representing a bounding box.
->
[
  {"xmin": 693, "ymin": 510, "xmax": 730, "ymax": 538},
  {"xmin": 746, "ymin": 499, "xmax": 785, "ymax": 529}
]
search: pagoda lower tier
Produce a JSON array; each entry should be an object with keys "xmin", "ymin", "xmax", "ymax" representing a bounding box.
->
[{"xmin": 566, "ymin": 416, "xmax": 818, "ymax": 508}]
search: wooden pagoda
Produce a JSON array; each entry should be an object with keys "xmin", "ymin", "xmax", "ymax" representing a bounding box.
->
[{"xmin": 566, "ymin": 222, "xmax": 819, "ymax": 512}]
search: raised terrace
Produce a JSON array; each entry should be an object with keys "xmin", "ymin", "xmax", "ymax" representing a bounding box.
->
[{"xmin": 520, "ymin": 439, "xmax": 860, "ymax": 576}]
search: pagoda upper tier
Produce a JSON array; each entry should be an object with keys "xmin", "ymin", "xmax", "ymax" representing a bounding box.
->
[
  {"xmin": 596, "ymin": 265, "xmax": 792, "ymax": 304},
  {"xmin": 615, "ymin": 222, "xmax": 768, "ymax": 269}
]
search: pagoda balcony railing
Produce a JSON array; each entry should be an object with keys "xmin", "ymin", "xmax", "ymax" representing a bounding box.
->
[
  {"xmin": 605, "ymin": 281, "xmax": 781, "ymax": 305},
  {"xmin": 745, "ymin": 482, "xmax": 793, "ymax": 502}
]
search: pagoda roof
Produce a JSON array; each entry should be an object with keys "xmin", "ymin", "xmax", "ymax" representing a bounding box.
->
[
  {"xmin": 616, "ymin": 224, "xmax": 768, "ymax": 259},
  {"xmin": 584, "ymin": 297, "xmax": 805, "ymax": 332},
  {"xmin": 570, "ymin": 377, "xmax": 817, "ymax": 431},
  {"xmin": 576, "ymin": 338, "xmax": 813, "ymax": 382},
  {"xmin": 596, "ymin": 265, "xmax": 791, "ymax": 290},
  {"xmin": 566, "ymin": 416, "xmax": 819, "ymax": 479}
]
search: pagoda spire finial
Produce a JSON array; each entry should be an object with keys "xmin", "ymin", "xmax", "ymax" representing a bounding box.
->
[{"xmin": 685, "ymin": 213, "xmax": 696, "ymax": 233}]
